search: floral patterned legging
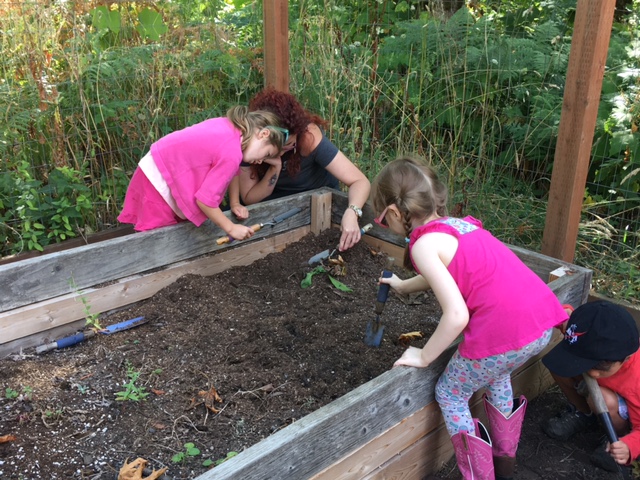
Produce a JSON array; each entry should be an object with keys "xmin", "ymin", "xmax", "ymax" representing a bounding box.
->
[{"xmin": 435, "ymin": 328, "xmax": 554, "ymax": 437}]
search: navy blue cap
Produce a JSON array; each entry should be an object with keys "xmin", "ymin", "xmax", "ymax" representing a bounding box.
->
[{"xmin": 542, "ymin": 300, "xmax": 639, "ymax": 377}]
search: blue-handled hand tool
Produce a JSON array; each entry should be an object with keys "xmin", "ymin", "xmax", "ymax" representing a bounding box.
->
[
  {"xmin": 365, "ymin": 259, "xmax": 394, "ymax": 347},
  {"xmin": 35, "ymin": 316, "xmax": 147, "ymax": 354}
]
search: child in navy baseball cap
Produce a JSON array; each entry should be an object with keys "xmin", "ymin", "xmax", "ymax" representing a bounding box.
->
[{"xmin": 542, "ymin": 300, "xmax": 640, "ymax": 473}]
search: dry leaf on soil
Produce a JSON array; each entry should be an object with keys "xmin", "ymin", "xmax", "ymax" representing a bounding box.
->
[{"xmin": 118, "ymin": 457, "xmax": 167, "ymax": 480}]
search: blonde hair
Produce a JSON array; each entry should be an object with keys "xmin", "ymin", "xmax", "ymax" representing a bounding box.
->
[
  {"xmin": 226, "ymin": 105, "xmax": 286, "ymax": 151},
  {"xmin": 371, "ymin": 156, "xmax": 448, "ymax": 269}
]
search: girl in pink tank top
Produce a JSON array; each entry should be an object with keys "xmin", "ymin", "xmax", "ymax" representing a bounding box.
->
[{"xmin": 371, "ymin": 156, "xmax": 568, "ymax": 480}]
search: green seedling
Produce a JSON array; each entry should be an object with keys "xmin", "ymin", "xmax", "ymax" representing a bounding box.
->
[
  {"xmin": 5, "ymin": 386, "xmax": 33, "ymax": 400},
  {"xmin": 202, "ymin": 451, "xmax": 238, "ymax": 467},
  {"xmin": 300, "ymin": 266, "xmax": 352, "ymax": 292},
  {"xmin": 115, "ymin": 362, "xmax": 149, "ymax": 402},
  {"xmin": 5, "ymin": 387, "xmax": 19, "ymax": 399},
  {"xmin": 172, "ymin": 442, "xmax": 200, "ymax": 463},
  {"xmin": 214, "ymin": 451, "xmax": 238, "ymax": 466},
  {"xmin": 43, "ymin": 408, "xmax": 64, "ymax": 420},
  {"xmin": 69, "ymin": 278, "xmax": 102, "ymax": 330}
]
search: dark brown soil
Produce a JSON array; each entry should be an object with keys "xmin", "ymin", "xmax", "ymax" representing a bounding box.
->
[{"xmin": 0, "ymin": 229, "xmax": 633, "ymax": 479}]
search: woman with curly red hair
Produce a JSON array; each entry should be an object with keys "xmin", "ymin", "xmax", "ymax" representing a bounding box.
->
[{"xmin": 229, "ymin": 87, "xmax": 370, "ymax": 252}]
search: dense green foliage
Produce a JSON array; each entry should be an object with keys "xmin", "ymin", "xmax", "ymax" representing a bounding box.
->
[{"xmin": 0, "ymin": 0, "xmax": 638, "ymax": 301}]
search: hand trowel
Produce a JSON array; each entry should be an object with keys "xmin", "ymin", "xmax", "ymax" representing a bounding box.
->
[{"xmin": 364, "ymin": 258, "xmax": 394, "ymax": 347}]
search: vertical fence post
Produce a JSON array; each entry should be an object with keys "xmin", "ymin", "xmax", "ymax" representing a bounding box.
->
[
  {"xmin": 263, "ymin": 0, "xmax": 290, "ymax": 92},
  {"xmin": 541, "ymin": 0, "xmax": 616, "ymax": 263}
]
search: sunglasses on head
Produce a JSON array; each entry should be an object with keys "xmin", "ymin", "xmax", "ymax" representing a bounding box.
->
[
  {"xmin": 267, "ymin": 126, "xmax": 289, "ymax": 144},
  {"xmin": 374, "ymin": 206, "xmax": 390, "ymax": 228}
]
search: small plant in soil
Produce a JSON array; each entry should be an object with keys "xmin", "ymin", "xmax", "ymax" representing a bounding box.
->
[
  {"xmin": 300, "ymin": 265, "xmax": 352, "ymax": 292},
  {"xmin": 4, "ymin": 387, "xmax": 19, "ymax": 399},
  {"xmin": 115, "ymin": 361, "xmax": 149, "ymax": 402},
  {"xmin": 70, "ymin": 278, "xmax": 102, "ymax": 330},
  {"xmin": 171, "ymin": 442, "xmax": 200, "ymax": 463},
  {"xmin": 5, "ymin": 386, "xmax": 32, "ymax": 401},
  {"xmin": 202, "ymin": 451, "xmax": 238, "ymax": 467}
]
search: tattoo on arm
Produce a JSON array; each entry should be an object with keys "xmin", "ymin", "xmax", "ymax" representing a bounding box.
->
[{"xmin": 268, "ymin": 174, "xmax": 278, "ymax": 186}]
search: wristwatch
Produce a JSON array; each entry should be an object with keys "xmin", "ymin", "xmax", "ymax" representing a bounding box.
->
[{"xmin": 348, "ymin": 204, "xmax": 363, "ymax": 218}]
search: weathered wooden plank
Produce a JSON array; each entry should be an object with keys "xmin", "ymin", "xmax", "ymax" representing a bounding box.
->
[
  {"xmin": 0, "ymin": 227, "xmax": 310, "ymax": 356},
  {"xmin": 0, "ymin": 225, "xmax": 134, "ymax": 267},
  {"xmin": 311, "ymin": 401, "xmax": 445, "ymax": 480},
  {"xmin": 311, "ymin": 191, "xmax": 333, "ymax": 235},
  {"xmin": 548, "ymin": 268, "xmax": 592, "ymax": 307},
  {"xmin": 0, "ymin": 193, "xmax": 315, "ymax": 313}
]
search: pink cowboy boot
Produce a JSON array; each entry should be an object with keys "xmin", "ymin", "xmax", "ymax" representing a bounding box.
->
[
  {"xmin": 448, "ymin": 419, "xmax": 495, "ymax": 480},
  {"xmin": 483, "ymin": 394, "xmax": 527, "ymax": 480}
]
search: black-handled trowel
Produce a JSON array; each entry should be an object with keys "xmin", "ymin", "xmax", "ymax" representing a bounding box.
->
[{"xmin": 365, "ymin": 259, "xmax": 394, "ymax": 347}]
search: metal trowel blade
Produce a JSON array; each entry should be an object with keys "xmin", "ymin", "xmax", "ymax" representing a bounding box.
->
[
  {"xmin": 308, "ymin": 249, "xmax": 332, "ymax": 266},
  {"xmin": 364, "ymin": 316, "xmax": 385, "ymax": 347}
]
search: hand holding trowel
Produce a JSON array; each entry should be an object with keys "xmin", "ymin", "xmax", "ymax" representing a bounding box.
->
[
  {"xmin": 216, "ymin": 207, "xmax": 302, "ymax": 245},
  {"xmin": 307, "ymin": 223, "xmax": 373, "ymax": 265},
  {"xmin": 365, "ymin": 258, "xmax": 394, "ymax": 347}
]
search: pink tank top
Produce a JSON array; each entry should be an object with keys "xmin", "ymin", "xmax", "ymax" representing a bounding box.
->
[{"xmin": 409, "ymin": 216, "xmax": 567, "ymax": 358}]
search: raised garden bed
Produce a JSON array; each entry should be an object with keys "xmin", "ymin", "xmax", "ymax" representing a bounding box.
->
[{"xmin": 0, "ymin": 189, "xmax": 592, "ymax": 479}]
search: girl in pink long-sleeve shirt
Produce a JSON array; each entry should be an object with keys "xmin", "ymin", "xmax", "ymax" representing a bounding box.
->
[
  {"xmin": 118, "ymin": 106, "xmax": 287, "ymax": 242},
  {"xmin": 371, "ymin": 157, "xmax": 567, "ymax": 480}
]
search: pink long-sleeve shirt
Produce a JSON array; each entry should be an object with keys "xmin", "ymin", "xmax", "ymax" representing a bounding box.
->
[{"xmin": 150, "ymin": 117, "xmax": 243, "ymax": 226}]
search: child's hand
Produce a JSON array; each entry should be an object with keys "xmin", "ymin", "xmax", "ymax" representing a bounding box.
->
[
  {"xmin": 607, "ymin": 440, "xmax": 631, "ymax": 465},
  {"xmin": 393, "ymin": 346, "xmax": 429, "ymax": 369},
  {"xmin": 231, "ymin": 204, "xmax": 249, "ymax": 220},
  {"xmin": 379, "ymin": 273, "xmax": 404, "ymax": 293},
  {"xmin": 228, "ymin": 224, "xmax": 255, "ymax": 242}
]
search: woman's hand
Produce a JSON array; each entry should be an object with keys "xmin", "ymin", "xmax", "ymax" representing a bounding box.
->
[
  {"xmin": 393, "ymin": 346, "xmax": 429, "ymax": 368},
  {"xmin": 338, "ymin": 208, "xmax": 361, "ymax": 251}
]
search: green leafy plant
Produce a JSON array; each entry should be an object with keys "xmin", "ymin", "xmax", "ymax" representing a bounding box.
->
[
  {"xmin": 300, "ymin": 266, "xmax": 352, "ymax": 292},
  {"xmin": 172, "ymin": 442, "xmax": 201, "ymax": 463},
  {"xmin": 115, "ymin": 362, "xmax": 149, "ymax": 402}
]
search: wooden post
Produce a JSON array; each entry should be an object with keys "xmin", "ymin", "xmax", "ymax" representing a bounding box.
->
[
  {"xmin": 263, "ymin": 0, "xmax": 289, "ymax": 92},
  {"xmin": 541, "ymin": 0, "xmax": 616, "ymax": 262}
]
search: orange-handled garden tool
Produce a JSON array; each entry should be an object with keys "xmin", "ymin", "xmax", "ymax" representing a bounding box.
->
[{"xmin": 216, "ymin": 207, "xmax": 302, "ymax": 245}]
